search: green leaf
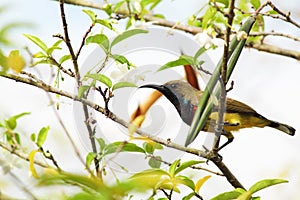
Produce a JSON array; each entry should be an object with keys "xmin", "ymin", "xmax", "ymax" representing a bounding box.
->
[
  {"xmin": 202, "ymin": 6, "xmax": 217, "ymax": 29},
  {"xmin": 110, "ymin": 29, "xmax": 148, "ymax": 49},
  {"xmin": 143, "ymin": 142, "xmax": 154, "ymax": 154},
  {"xmin": 23, "ymin": 34, "xmax": 48, "ymax": 53},
  {"xmin": 86, "ymin": 34, "xmax": 109, "ymax": 52},
  {"xmin": 85, "ymin": 73, "xmax": 112, "ymax": 88},
  {"xmin": 148, "ymin": 156, "xmax": 162, "ymax": 168},
  {"xmin": 158, "ymin": 55, "xmax": 194, "ymax": 71},
  {"xmin": 14, "ymin": 133, "xmax": 21, "ymax": 145},
  {"xmin": 5, "ymin": 112, "xmax": 30, "ymax": 130},
  {"xmin": 111, "ymin": 54, "xmax": 131, "ymax": 65},
  {"xmin": 112, "ymin": 81, "xmax": 137, "ymax": 91},
  {"xmin": 46, "ymin": 40, "xmax": 63, "ymax": 55},
  {"xmin": 83, "ymin": 9, "xmax": 97, "ymax": 23},
  {"xmin": 78, "ymin": 85, "xmax": 90, "ymax": 99},
  {"xmin": 212, "ymin": 190, "xmax": 244, "ymax": 200},
  {"xmin": 97, "ymin": 138, "xmax": 106, "ymax": 152},
  {"xmin": 176, "ymin": 175, "xmax": 195, "ymax": 190},
  {"xmin": 95, "ymin": 19, "xmax": 113, "ymax": 30},
  {"xmin": 37, "ymin": 126, "xmax": 50, "ymax": 147},
  {"xmin": 214, "ymin": 0, "xmax": 229, "ymax": 7},
  {"xmin": 194, "ymin": 46, "xmax": 207, "ymax": 61},
  {"xmin": 186, "ymin": 17, "xmax": 256, "ymax": 146},
  {"xmin": 113, "ymin": 0, "xmax": 125, "ymax": 12},
  {"xmin": 183, "ymin": 192, "xmax": 197, "ymax": 200},
  {"xmin": 30, "ymin": 133, "xmax": 36, "ymax": 142},
  {"xmin": 86, "ymin": 152, "xmax": 97, "ymax": 168},
  {"xmin": 250, "ymin": 0, "xmax": 261, "ymax": 9},
  {"xmin": 169, "ymin": 159, "xmax": 180, "ymax": 177},
  {"xmin": 141, "ymin": 0, "xmax": 162, "ymax": 10},
  {"xmin": 33, "ymin": 52, "xmax": 47, "ymax": 58},
  {"xmin": 248, "ymin": 179, "xmax": 288, "ymax": 194},
  {"xmin": 59, "ymin": 54, "xmax": 71, "ymax": 64},
  {"xmin": 104, "ymin": 142, "xmax": 146, "ymax": 155},
  {"xmin": 175, "ymin": 160, "xmax": 205, "ymax": 175}
]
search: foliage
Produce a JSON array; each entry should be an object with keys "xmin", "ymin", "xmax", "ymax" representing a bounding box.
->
[{"xmin": 0, "ymin": 0, "xmax": 298, "ymax": 199}]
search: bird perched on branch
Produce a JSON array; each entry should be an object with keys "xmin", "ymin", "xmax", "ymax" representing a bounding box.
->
[{"xmin": 140, "ymin": 80, "xmax": 295, "ymax": 150}]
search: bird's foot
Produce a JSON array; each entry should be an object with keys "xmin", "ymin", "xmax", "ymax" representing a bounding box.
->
[
  {"xmin": 223, "ymin": 122, "xmax": 240, "ymax": 127},
  {"xmin": 202, "ymin": 145, "xmax": 223, "ymax": 163}
]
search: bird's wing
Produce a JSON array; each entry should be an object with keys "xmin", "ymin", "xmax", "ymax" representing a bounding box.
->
[{"xmin": 225, "ymin": 97, "xmax": 258, "ymax": 114}]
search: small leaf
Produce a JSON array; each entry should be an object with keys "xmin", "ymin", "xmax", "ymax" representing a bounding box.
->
[
  {"xmin": 250, "ymin": 0, "xmax": 261, "ymax": 9},
  {"xmin": 59, "ymin": 54, "xmax": 71, "ymax": 64},
  {"xmin": 211, "ymin": 189, "xmax": 245, "ymax": 200},
  {"xmin": 158, "ymin": 55, "xmax": 194, "ymax": 71},
  {"xmin": 104, "ymin": 142, "xmax": 145, "ymax": 155},
  {"xmin": 23, "ymin": 34, "xmax": 48, "ymax": 52},
  {"xmin": 169, "ymin": 159, "xmax": 180, "ymax": 177},
  {"xmin": 6, "ymin": 112, "xmax": 30, "ymax": 130},
  {"xmin": 111, "ymin": 54, "xmax": 131, "ymax": 65},
  {"xmin": 112, "ymin": 81, "xmax": 137, "ymax": 91},
  {"xmin": 46, "ymin": 40, "xmax": 63, "ymax": 55},
  {"xmin": 175, "ymin": 160, "xmax": 205, "ymax": 175},
  {"xmin": 113, "ymin": 0, "xmax": 125, "ymax": 12},
  {"xmin": 78, "ymin": 85, "xmax": 90, "ymax": 99},
  {"xmin": 148, "ymin": 156, "xmax": 162, "ymax": 168},
  {"xmin": 37, "ymin": 126, "xmax": 50, "ymax": 147},
  {"xmin": 96, "ymin": 138, "xmax": 106, "ymax": 152},
  {"xmin": 237, "ymin": 191, "xmax": 252, "ymax": 200},
  {"xmin": 83, "ymin": 9, "xmax": 97, "ymax": 23},
  {"xmin": 29, "ymin": 149, "xmax": 39, "ymax": 178},
  {"xmin": 176, "ymin": 175, "xmax": 195, "ymax": 191},
  {"xmin": 194, "ymin": 46, "xmax": 207, "ymax": 61},
  {"xmin": 7, "ymin": 50, "xmax": 26, "ymax": 73},
  {"xmin": 248, "ymin": 179, "xmax": 288, "ymax": 194},
  {"xmin": 195, "ymin": 175, "xmax": 211, "ymax": 193},
  {"xmin": 30, "ymin": 133, "xmax": 36, "ymax": 142},
  {"xmin": 86, "ymin": 152, "xmax": 97, "ymax": 168},
  {"xmin": 85, "ymin": 73, "xmax": 112, "ymax": 88},
  {"xmin": 143, "ymin": 142, "xmax": 154, "ymax": 154},
  {"xmin": 95, "ymin": 19, "xmax": 113, "ymax": 30},
  {"xmin": 86, "ymin": 34, "xmax": 109, "ymax": 52},
  {"xmin": 33, "ymin": 52, "xmax": 47, "ymax": 58},
  {"xmin": 110, "ymin": 29, "xmax": 148, "ymax": 49}
]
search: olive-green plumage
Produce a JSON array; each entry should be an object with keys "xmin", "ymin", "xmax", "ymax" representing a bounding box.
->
[{"xmin": 141, "ymin": 80, "xmax": 295, "ymax": 149}]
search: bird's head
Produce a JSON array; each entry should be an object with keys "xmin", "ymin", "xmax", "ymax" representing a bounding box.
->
[{"xmin": 140, "ymin": 80, "xmax": 198, "ymax": 121}]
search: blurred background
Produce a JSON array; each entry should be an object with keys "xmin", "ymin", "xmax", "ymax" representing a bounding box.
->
[{"xmin": 0, "ymin": 0, "xmax": 299, "ymax": 199}]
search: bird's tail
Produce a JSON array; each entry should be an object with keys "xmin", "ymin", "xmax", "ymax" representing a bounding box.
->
[{"xmin": 268, "ymin": 120, "xmax": 296, "ymax": 136}]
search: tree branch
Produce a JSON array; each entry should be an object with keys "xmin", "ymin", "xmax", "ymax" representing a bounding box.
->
[
  {"xmin": 54, "ymin": 0, "xmax": 300, "ymax": 61},
  {"xmin": 0, "ymin": 72, "xmax": 245, "ymax": 189}
]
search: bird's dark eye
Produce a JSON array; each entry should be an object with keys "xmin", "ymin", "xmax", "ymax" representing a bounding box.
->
[{"xmin": 170, "ymin": 84, "xmax": 176, "ymax": 88}]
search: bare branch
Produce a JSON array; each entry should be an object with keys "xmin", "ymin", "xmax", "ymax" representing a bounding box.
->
[{"xmin": 0, "ymin": 142, "xmax": 48, "ymax": 168}]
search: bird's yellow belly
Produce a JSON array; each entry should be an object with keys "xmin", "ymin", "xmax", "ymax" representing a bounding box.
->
[{"xmin": 204, "ymin": 112, "xmax": 270, "ymax": 133}]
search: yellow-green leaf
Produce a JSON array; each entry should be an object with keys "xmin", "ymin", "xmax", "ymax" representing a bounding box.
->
[
  {"xmin": 195, "ymin": 175, "xmax": 211, "ymax": 193},
  {"xmin": 7, "ymin": 50, "xmax": 26, "ymax": 73},
  {"xmin": 29, "ymin": 149, "xmax": 39, "ymax": 178}
]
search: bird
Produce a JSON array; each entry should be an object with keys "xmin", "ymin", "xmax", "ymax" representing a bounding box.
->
[{"xmin": 140, "ymin": 80, "xmax": 296, "ymax": 150}]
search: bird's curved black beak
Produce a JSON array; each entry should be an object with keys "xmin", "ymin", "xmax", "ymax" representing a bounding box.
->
[{"xmin": 139, "ymin": 84, "xmax": 168, "ymax": 94}]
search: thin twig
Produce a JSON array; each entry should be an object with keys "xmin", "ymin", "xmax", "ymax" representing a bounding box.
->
[
  {"xmin": 213, "ymin": 0, "xmax": 235, "ymax": 152},
  {"xmin": 76, "ymin": 23, "xmax": 94, "ymax": 59},
  {"xmin": 59, "ymin": 0, "xmax": 80, "ymax": 82},
  {"xmin": 0, "ymin": 142, "xmax": 48, "ymax": 168},
  {"xmin": 249, "ymin": 31, "xmax": 300, "ymax": 42}
]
